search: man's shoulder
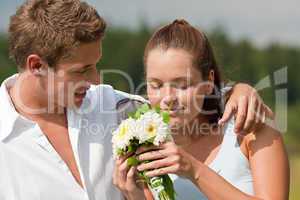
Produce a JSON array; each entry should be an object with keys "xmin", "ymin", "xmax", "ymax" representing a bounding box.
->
[{"xmin": 114, "ymin": 89, "xmax": 148, "ymax": 106}]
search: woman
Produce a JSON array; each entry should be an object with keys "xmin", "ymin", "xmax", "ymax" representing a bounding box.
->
[{"xmin": 114, "ymin": 19, "xmax": 289, "ymax": 200}]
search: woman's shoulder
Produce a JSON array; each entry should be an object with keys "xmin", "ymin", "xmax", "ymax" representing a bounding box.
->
[
  {"xmin": 223, "ymin": 118, "xmax": 283, "ymax": 160},
  {"xmin": 242, "ymin": 122, "xmax": 284, "ymax": 157}
]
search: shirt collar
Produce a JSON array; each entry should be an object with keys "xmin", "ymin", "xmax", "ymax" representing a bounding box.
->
[
  {"xmin": 0, "ymin": 74, "xmax": 34, "ymax": 142},
  {"xmin": 74, "ymin": 84, "xmax": 116, "ymax": 115},
  {"xmin": 0, "ymin": 74, "xmax": 117, "ymax": 141}
]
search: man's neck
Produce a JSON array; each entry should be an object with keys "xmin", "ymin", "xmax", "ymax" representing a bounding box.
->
[{"xmin": 8, "ymin": 73, "xmax": 66, "ymax": 124}]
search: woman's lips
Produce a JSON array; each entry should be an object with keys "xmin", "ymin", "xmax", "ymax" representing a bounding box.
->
[{"xmin": 162, "ymin": 108, "xmax": 185, "ymax": 117}]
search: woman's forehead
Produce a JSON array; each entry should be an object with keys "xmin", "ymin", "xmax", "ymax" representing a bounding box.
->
[{"xmin": 146, "ymin": 48, "xmax": 201, "ymax": 80}]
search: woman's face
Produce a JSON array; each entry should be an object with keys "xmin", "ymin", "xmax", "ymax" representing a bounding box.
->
[{"xmin": 146, "ymin": 48, "xmax": 213, "ymax": 129}]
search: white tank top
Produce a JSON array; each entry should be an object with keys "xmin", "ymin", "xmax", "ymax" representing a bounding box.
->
[{"xmin": 169, "ymin": 118, "xmax": 254, "ymax": 200}]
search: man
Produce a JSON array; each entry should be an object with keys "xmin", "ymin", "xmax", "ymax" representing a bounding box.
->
[{"xmin": 0, "ymin": 0, "xmax": 272, "ymax": 199}]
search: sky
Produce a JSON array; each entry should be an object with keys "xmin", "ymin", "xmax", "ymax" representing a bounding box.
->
[{"xmin": 0, "ymin": 0, "xmax": 299, "ymax": 47}]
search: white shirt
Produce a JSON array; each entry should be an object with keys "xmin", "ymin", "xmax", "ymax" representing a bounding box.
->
[{"xmin": 0, "ymin": 74, "xmax": 144, "ymax": 200}]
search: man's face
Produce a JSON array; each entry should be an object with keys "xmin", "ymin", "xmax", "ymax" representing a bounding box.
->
[{"xmin": 45, "ymin": 40, "xmax": 102, "ymax": 110}]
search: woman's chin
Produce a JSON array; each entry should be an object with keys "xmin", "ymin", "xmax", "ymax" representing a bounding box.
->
[{"xmin": 169, "ymin": 116, "xmax": 184, "ymax": 130}]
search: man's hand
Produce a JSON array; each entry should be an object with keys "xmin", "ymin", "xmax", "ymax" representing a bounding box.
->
[{"xmin": 219, "ymin": 83, "xmax": 274, "ymax": 135}]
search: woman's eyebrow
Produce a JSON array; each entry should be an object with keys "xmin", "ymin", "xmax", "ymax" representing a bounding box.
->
[{"xmin": 172, "ymin": 77, "xmax": 192, "ymax": 82}]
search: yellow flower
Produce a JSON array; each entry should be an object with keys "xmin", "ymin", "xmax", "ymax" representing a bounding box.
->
[
  {"xmin": 146, "ymin": 123, "xmax": 157, "ymax": 138},
  {"xmin": 116, "ymin": 123, "xmax": 129, "ymax": 140}
]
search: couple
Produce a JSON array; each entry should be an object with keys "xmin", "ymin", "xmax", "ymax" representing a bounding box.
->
[{"xmin": 0, "ymin": 0, "xmax": 289, "ymax": 200}]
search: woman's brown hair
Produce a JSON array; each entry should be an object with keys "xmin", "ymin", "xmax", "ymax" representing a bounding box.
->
[{"xmin": 144, "ymin": 19, "xmax": 223, "ymax": 124}]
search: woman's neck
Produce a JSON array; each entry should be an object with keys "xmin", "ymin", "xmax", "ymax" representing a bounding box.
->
[{"xmin": 172, "ymin": 114, "xmax": 220, "ymax": 147}]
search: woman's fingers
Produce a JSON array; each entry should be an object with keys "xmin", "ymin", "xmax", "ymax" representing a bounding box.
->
[
  {"xmin": 113, "ymin": 157, "xmax": 147, "ymax": 199},
  {"xmin": 138, "ymin": 142, "xmax": 178, "ymax": 161},
  {"xmin": 136, "ymin": 141, "xmax": 174, "ymax": 155},
  {"xmin": 137, "ymin": 155, "xmax": 179, "ymax": 172},
  {"xmin": 119, "ymin": 152, "xmax": 135, "ymax": 163},
  {"xmin": 136, "ymin": 145, "xmax": 163, "ymax": 155},
  {"xmin": 118, "ymin": 159, "xmax": 131, "ymax": 187},
  {"xmin": 126, "ymin": 166, "xmax": 138, "ymax": 191},
  {"xmin": 138, "ymin": 149, "xmax": 167, "ymax": 161},
  {"xmin": 145, "ymin": 165, "xmax": 180, "ymax": 177},
  {"xmin": 112, "ymin": 159, "xmax": 120, "ymax": 186}
]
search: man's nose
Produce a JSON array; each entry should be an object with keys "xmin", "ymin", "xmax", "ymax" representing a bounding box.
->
[{"xmin": 86, "ymin": 68, "xmax": 101, "ymax": 85}]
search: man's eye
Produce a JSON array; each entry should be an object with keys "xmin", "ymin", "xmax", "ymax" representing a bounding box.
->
[{"xmin": 76, "ymin": 68, "xmax": 92, "ymax": 74}]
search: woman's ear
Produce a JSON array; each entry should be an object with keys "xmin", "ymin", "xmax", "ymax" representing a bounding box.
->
[
  {"xmin": 208, "ymin": 70, "xmax": 215, "ymax": 82},
  {"xmin": 206, "ymin": 70, "xmax": 215, "ymax": 95}
]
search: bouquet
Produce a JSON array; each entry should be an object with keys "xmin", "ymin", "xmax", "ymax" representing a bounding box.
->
[{"xmin": 112, "ymin": 104, "xmax": 176, "ymax": 200}]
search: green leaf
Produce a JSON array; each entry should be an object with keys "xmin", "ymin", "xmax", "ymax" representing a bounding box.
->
[
  {"xmin": 139, "ymin": 103, "xmax": 150, "ymax": 113},
  {"xmin": 117, "ymin": 148, "xmax": 124, "ymax": 156},
  {"xmin": 127, "ymin": 145, "xmax": 134, "ymax": 153},
  {"xmin": 134, "ymin": 110, "xmax": 141, "ymax": 119},
  {"xmin": 146, "ymin": 137, "xmax": 155, "ymax": 144},
  {"xmin": 126, "ymin": 139, "xmax": 140, "ymax": 153},
  {"xmin": 147, "ymin": 175, "xmax": 176, "ymax": 200},
  {"xmin": 127, "ymin": 156, "xmax": 139, "ymax": 167},
  {"xmin": 162, "ymin": 175, "xmax": 176, "ymax": 199},
  {"xmin": 127, "ymin": 111, "xmax": 135, "ymax": 118},
  {"xmin": 161, "ymin": 111, "xmax": 170, "ymax": 123},
  {"xmin": 127, "ymin": 104, "xmax": 151, "ymax": 120},
  {"xmin": 154, "ymin": 106, "xmax": 161, "ymax": 114}
]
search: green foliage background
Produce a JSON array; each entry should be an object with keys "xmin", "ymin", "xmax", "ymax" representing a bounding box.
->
[{"xmin": 0, "ymin": 25, "xmax": 299, "ymax": 199}]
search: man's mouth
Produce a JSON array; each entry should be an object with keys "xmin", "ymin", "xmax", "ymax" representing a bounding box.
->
[{"xmin": 74, "ymin": 91, "xmax": 87, "ymax": 100}]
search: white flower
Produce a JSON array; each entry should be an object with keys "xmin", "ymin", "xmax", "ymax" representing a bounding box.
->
[
  {"xmin": 137, "ymin": 111, "xmax": 171, "ymax": 145},
  {"xmin": 112, "ymin": 118, "xmax": 138, "ymax": 158}
]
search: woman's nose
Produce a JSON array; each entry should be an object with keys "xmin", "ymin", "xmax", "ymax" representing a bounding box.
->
[{"xmin": 160, "ymin": 95, "xmax": 179, "ymax": 110}]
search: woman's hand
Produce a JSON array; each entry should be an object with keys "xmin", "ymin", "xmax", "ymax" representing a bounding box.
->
[
  {"xmin": 219, "ymin": 83, "xmax": 274, "ymax": 134},
  {"xmin": 113, "ymin": 155, "xmax": 148, "ymax": 200},
  {"xmin": 137, "ymin": 142, "xmax": 199, "ymax": 181}
]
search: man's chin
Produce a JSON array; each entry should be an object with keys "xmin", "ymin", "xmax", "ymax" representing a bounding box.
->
[
  {"xmin": 73, "ymin": 101, "xmax": 83, "ymax": 108},
  {"xmin": 65, "ymin": 100, "xmax": 83, "ymax": 110}
]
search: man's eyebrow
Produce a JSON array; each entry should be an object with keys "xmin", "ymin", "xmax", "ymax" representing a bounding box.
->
[
  {"xmin": 70, "ymin": 64, "xmax": 93, "ymax": 71},
  {"xmin": 81, "ymin": 64, "xmax": 93, "ymax": 69}
]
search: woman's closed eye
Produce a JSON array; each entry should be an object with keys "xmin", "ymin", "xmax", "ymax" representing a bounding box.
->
[
  {"xmin": 175, "ymin": 83, "xmax": 189, "ymax": 90},
  {"xmin": 171, "ymin": 81, "xmax": 191, "ymax": 90},
  {"xmin": 148, "ymin": 81, "xmax": 163, "ymax": 89}
]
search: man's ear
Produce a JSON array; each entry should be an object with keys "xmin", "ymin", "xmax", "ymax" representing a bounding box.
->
[{"xmin": 26, "ymin": 54, "xmax": 47, "ymax": 76}]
